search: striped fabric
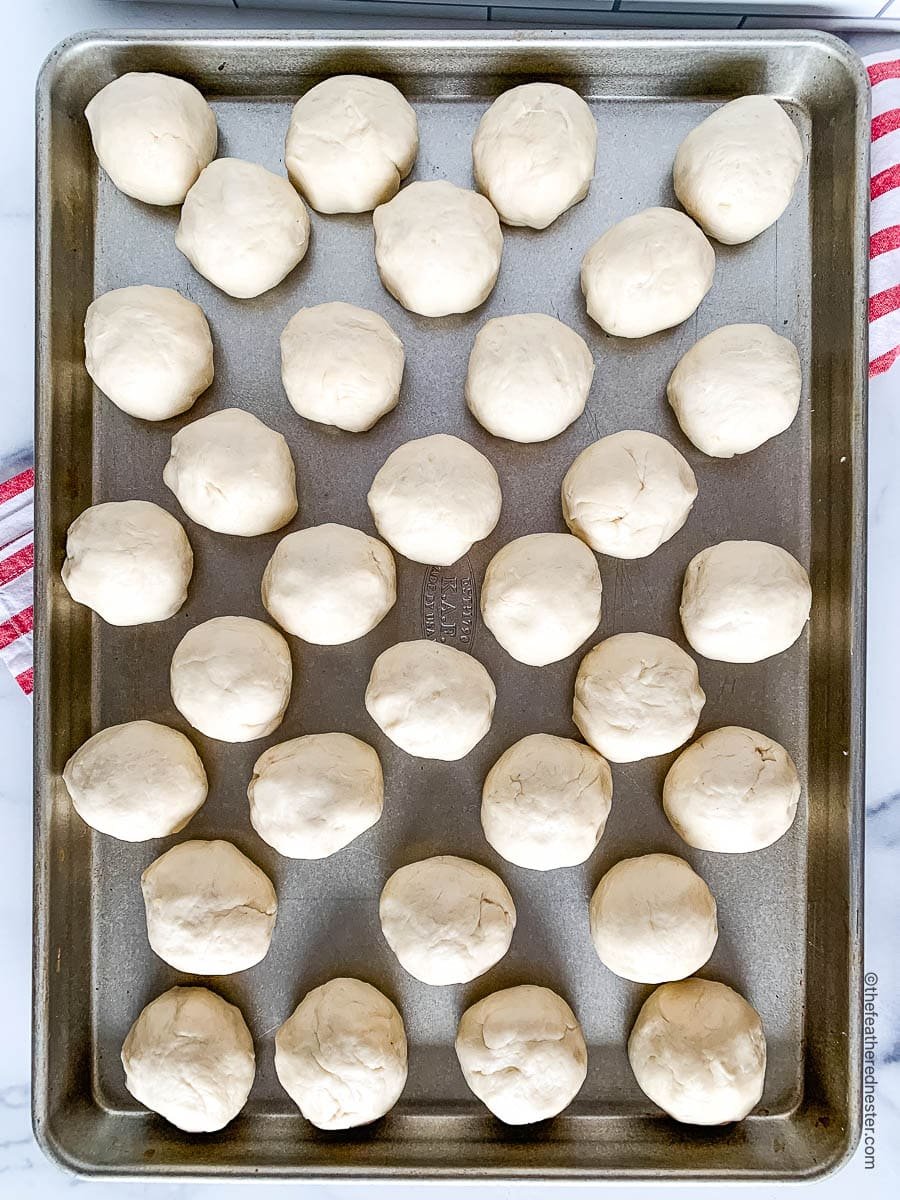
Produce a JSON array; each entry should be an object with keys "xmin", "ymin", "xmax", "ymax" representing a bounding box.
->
[
  {"xmin": 867, "ymin": 52, "xmax": 900, "ymax": 378},
  {"xmin": 0, "ymin": 468, "xmax": 34, "ymax": 696}
]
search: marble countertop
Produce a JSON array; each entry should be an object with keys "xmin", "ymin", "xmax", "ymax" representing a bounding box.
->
[{"xmin": 2, "ymin": 2, "xmax": 898, "ymax": 1196}]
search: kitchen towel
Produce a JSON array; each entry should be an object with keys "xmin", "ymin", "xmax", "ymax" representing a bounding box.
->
[{"xmin": 1, "ymin": 51, "xmax": 898, "ymax": 696}]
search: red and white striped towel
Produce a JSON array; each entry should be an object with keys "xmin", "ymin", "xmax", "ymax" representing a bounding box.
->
[{"xmin": 1, "ymin": 53, "xmax": 898, "ymax": 698}]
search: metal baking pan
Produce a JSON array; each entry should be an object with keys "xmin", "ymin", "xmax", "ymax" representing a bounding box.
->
[{"xmin": 33, "ymin": 29, "xmax": 868, "ymax": 1182}]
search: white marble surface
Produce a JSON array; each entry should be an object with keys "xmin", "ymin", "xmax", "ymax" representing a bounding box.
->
[{"xmin": 1, "ymin": 1, "xmax": 898, "ymax": 1195}]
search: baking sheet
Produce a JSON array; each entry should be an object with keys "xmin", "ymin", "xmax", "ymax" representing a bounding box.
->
[{"xmin": 33, "ymin": 30, "xmax": 868, "ymax": 1181}]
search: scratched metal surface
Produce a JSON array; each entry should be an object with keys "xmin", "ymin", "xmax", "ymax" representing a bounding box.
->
[{"xmin": 34, "ymin": 31, "xmax": 868, "ymax": 1180}]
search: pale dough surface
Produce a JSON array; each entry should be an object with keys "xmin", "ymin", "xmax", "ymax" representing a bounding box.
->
[
  {"xmin": 628, "ymin": 978, "xmax": 766, "ymax": 1125},
  {"xmin": 85, "ymin": 71, "xmax": 216, "ymax": 206},
  {"xmin": 262, "ymin": 523, "xmax": 396, "ymax": 645},
  {"xmin": 455, "ymin": 984, "xmax": 587, "ymax": 1124},
  {"xmin": 573, "ymin": 632, "xmax": 705, "ymax": 763},
  {"xmin": 472, "ymin": 82, "xmax": 597, "ymax": 229},
  {"xmin": 481, "ymin": 733, "xmax": 613, "ymax": 870},
  {"xmin": 63, "ymin": 720, "xmax": 207, "ymax": 842},
  {"xmin": 61, "ymin": 500, "xmax": 192, "ymax": 626},
  {"xmin": 286, "ymin": 75, "xmax": 418, "ymax": 214},
  {"xmin": 248, "ymin": 733, "xmax": 383, "ymax": 859},
  {"xmin": 163, "ymin": 408, "xmax": 297, "ymax": 537},
  {"xmin": 589, "ymin": 853, "xmax": 718, "ymax": 983},
  {"xmin": 176, "ymin": 158, "xmax": 310, "ymax": 298},
  {"xmin": 680, "ymin": 540, "xmax": 811, "ymax": 663},
  {"xmin": 170, "ymin": 615, "xmax": 292, "ymax": 743},
  {"xmin": 141, "ymin": 839, "xmax": 277, "ymax": 976},
  {"xmin": 465, "ymin": 313, "xmax": 594, "ymax": 443},
  {"xmin": 280, "ymin": 302, "xmax": 404, "ymax": 432},
  {"xmin": 373, "ymin": 180, "xmax": 503, "ymax": 317},
  {"xmin": 121, "ymin": 986, "xmax": 255, "ymax": 1132},
  {"xmin": 365, "ymin": 639, "xmax": 496, "ymax": 760},
  {"xmin": 480, "ymin": 532, "xmax": 602, "ymax": 665},
  {"xmin": 664, "ymin": 726, "xmax": 801, "ymax": 852},
  {"xmin": 379, "ymin": 855, "xmax": 515, "ymax": 985},
  {"xmin": 84, "ymin": 285, "xmax": 213, "ymax": 421},
  {"xmin": 562, "ymin": 430, "xmax": 697, "ymax": 559},
  {"xmin": 275, "ymin": 978, "xmax": 408, "ymax": 1128},
  {"xmin": 580, "ymin": 207, "xmax": 715, "ymax": 338}
]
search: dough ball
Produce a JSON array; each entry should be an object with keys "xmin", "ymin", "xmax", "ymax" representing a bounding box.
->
[
  {"xmin": 365, "ymin": 640, "xmax": 496, "ymax": 760},
  {"xmin": 472, "ymin": 82, "xmax": 597, "ymax": 230},
  {"xmin": 163, "ymin": 408, "xmax": 297, "ymax": 537},
  {"xmin": 680, "ymin": 540, "xmax": 811, "ymax": 663},
  {"xmin": 280, "ymin": 302, "xmax": 404, "ymax": 432},
  {"xmin": 121, "ymin": 986, "xmax": 255, "ymax": 1132},
  {"xmin": 667, "ymin": 323, "xmax": 802, "ymax": 458},
  {"xmin": 62, "ymin": 720, "xmax": 207, "ymax": 841},
  {"xmin": 379, "ymin": 855, "xmax": 515, "ymax": 985},
  {"xmin": 367, "ymin": 434, "xmax": 501, "ymax": 566},
  {"xmin": 170, "ymin": 615, "xmax": 292, "ymax": 743},
  {"xmin": 674, "ymin": 96, "xmax": 803, "ymax": 246},
  {"xmin": 465, "ymin": 313, "xmax": 594, "ymax": 443},
  {"xmin": 176, "ymin": 158, "xmax": 310, "ymax": 299},
  {"xmin": 581, "ymin": 207, "xmax": 715, "ymax": 339},
  {"xmin": 61, "ymin": 500, "xmax": 192, "ymax": 626},
  {"xmin": 455, "ymin": 985, "xmax": 587, "ymax": 1124},
  {"xmin": 589, "ymin": 853, "xmax": 717, "ymax": 983},
  {"xmin": 628, "ymin": 978, "xmax": 766, "ymax": 1125},
  {"xmin": 664, "ymin": 726, "xmax": 801, "ymax": 853},
  {"xmin": 481, "ymin": 734, "xmax": 613, "ymax": 870},
  {"xmin": 481, "ymin": 533, "xmax": 602, "ymax": 666},
  {"xmin": 562, "ymin": 430, "xmax": 697, "ymax": 559},
  {"xmin": 574, "ymin": 633, "xmax": 705, "ymax": 763},
  {"xmin": 285, "ymin": 75, "xmax": 418, "ymax": 214},
  {"xmin": 275, "ymin": 978, "xmax": 407, "ymax": 1129},
  {"xmin": 85, "ymin": 72, "xmax": 216, "ymax": 206},
  {"xmin": 262, "ymin": 524, "xmax": 396, "ymax": 645},
  {"xmin": 248, "ymin": 733, "xmax": 383, "ymax": 859},
  {"xmin": 141, "ymin": 839, "xmax": 276, "ymax": 975},
  {"xmin": 373, "ymin": 180, "xmax": 503, "ymax": 317},
  {"xmin": 84, "ymin": 285, "xmax": 213, "ymax": 421}
]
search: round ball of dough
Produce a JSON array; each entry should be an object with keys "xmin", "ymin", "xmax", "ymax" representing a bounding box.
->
[
  {"xmin": 176, "ymin": 158, "xmax": 310, "ymax": 299},
  {"xmin": 62, "ymin": 720, "xmax": 207, "ymax": 841},
  {"xmin": 285, "ymin": 75, "xmax": 418, "ymax": 214},
  {"xmin": 373, "ymin": 180, "xmax": 503, "ymax": 317},
  {"xmin": 121, "ymin": 986, "xmax": 255, "ymax": 1132},
  {"xmin": 85, "ymin": 72, "xmax": 216, "ymax": 206},
  {"xmin": 248, "ymin": 733, "xmax": 383, "ymax": 859},
  {"xmin": 628, "ymin": 978, "xmax": 766, "ymax": 1125},
  {"xmin": 84, "ymin": 285, "xmax": 213, "ymax": 421},
  {"xmin": 367, "ymin": 434, "xmax": 501, "ymax": 566},
  {"xmin": 170, "ymin": 615, "xmax": 292, "ymax": 743},
  {"xmin": 379, "ymin": 855, "xmax": 515, "ymax": 985},
  {"xmin": 562, "ymin": 431, "xmax": 697, "ymax": 559},
  {"xmin": 163, "ymin": 408, "xmax": 297, "ymax": 537},
  {"xmin": 61, "ymin": 500, "xmax": 192, "ymax": 626},
  {"xmin": 674, "ymin": 96, "xmax": 803, "ymax": 246},
  {"xmin": 481, "ymin": 533, "xmax": 602, "ymax": 666},
  {"xmin": 664, "ymin": 726, "xmax": 801, "ymax": 853},
  {"xmin": 680, "ymin": 540, "xmax": 811, "ymax": 663},
  {"xmin": 481, "ymin": 734, "xmax": 613, "ymax": 870},
  {"xmin": 472, "ymin": 82, "xmax": 597, "ymax": 230},
  {"xmin": 455, "ymin": 985, "xmax": 587, "ymax": 1124},
  {"xmin": 589, "ymin": 853, "xmax": 717, "ymax": 983},
  {"xmin": 275, "ymin": 978, "xmax": 407, "ymax": 1129},
  {"xmin": 465, "ymin": 313, "xmax": 594, "ymax": 443},
  {"xmin": 365, "ymin": 640, "xmax": 496, "ymax": 760},
  {"xmin": 581, "ymin": 207, "xmax": 715, "ymax": 339},
  {"xmin": 262, "ymin": 524, "xmax": 396, "ymax": 645},
  {"xmin": 667, "ymin": 324, "xmax": 802, "ymax": 458},
  {"xmin": 280, "ymin": 302, "xmax": 404, "ymax": 432},
  {"xmin": 574, "ymin": 633, "xmax": 705, "ymax": 763},
  {"xmin": 141, "ymin": 840, "xmax": 276, "ymax": 975}
]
